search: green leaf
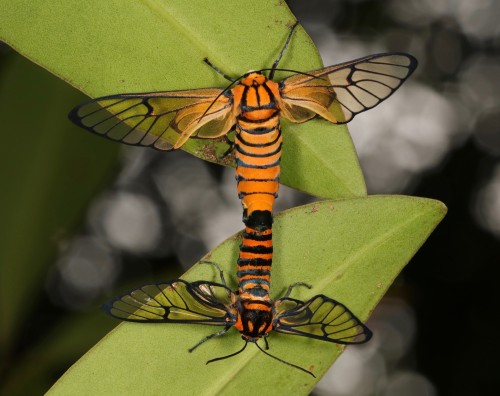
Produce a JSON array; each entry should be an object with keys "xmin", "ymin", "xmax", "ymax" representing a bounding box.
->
[
  {"xmin": 0, "ymin": 52, "xmax": 119, "ymax": 360},
  {"xmin": 0, "ymin": 0, "xmax": 366, "ymax": 199},
  {"xmin": 47, "ymin": 196, "xmax": 446, "ymax": 395}
]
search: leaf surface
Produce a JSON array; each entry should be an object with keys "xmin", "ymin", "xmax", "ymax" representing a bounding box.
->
[{"xmin": 48, "ymin": 196, "xmax": 446, "ymax": 395}]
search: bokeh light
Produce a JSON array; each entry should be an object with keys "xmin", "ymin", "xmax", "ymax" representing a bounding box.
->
[
  {"xmin": 89, "ymin": 190, "xmax": 163, "ymax": 254},
  {"xmin": 474, "ymin": 163, "xmax": 500, "ymax": 237},
  {"xmin": 49, "ymin": 236, "xmax": 120, "ymax": 308}
]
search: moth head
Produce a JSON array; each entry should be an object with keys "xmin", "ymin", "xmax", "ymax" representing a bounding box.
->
[
  {"xmin": 235, "ymin": 301, "xmax": 274, "ymax": 341},
  {"xmin": 241, "ymin": 71, "xmax": 267, "ymax": 86}
]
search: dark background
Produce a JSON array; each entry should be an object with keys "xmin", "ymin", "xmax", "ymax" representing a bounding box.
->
[{"xmin": 1, "ymin": 0, "xmax": 499, "ymax": 394}]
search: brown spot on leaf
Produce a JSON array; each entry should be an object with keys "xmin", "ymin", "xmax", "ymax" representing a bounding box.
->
[{"xmin": 309, "ymin": 203, "xmax": 319, "ymax": 213}]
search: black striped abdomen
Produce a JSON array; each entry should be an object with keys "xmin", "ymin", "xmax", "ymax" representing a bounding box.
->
[
  {"xmin": 237, "ymin": 225, "xmax": 273, "ymax": 303},
  {"xmin": 235, "ymin": 111, "xmax": 282, "ymax": 225}
]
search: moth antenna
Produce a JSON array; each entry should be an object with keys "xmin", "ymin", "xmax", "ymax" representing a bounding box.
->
[
  {"xmin": 255, "ymin": 341, "xmax": 315, "ymax": 378},
  {"xmin": 206, "ymin": 340, "xmax": 248, "ymax": 364},
  {"xmin": 196, "ymin": 78, "xmax": 237, "ymax": 125}
]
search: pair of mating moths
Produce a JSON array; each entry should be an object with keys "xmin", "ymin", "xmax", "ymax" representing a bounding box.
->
[{"xmin": 70, "ymin": 22, "xmax": 417, "ymax": 376}]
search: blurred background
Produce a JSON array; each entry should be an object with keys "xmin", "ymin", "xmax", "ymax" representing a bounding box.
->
[{"xmin": 0, "ymin": 0, "xmax": 499, "ymax": 394}]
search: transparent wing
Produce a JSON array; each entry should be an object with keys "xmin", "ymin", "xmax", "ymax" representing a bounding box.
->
[
  {"xmin": 102, "ymin": 279, "xmax": 236, "ymax": 325},
  {"xmin": 273, "ymin": 295, "xmax": 372, "ymax": 344},
  {"xmin": 280, "ymin": 53, "xmax": 417, "ymax": 124},
  {"xmin": 69, "ymin": 88, "xmax": 235, "ymax": 151}
]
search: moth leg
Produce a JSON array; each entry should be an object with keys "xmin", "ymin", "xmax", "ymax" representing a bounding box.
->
[
  {"xmin": 188, "ymin": 325, "xmax": 232, "ymax": 352},
  {"xmin": 199, "ymin": 260, "xmax": 227, "ymax": 286},
  {"xmin": 269, "ymin": 21, "xmax": 300, "ymax": 80},
  {"xmin": 203, "ymin": 58, "xmax": 235, "ymax": 83},
  {"xmin": 263, "ymin": 335, "xmax": 270, "ymax": 350},
  {"xmin": 282, "ymin": 282, "xmax": 312, "ymax": 299}
]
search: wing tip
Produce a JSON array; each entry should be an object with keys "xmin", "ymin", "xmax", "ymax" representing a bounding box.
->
[
  {"xmin": 366, "ymin": 51, "xmax": 419, "ymax": 74},
  {"xmin": 100, "ymin": 300, "xmax": 114, "ymax": 315},
  {"xmin": 402, "ymin": 52, "xmax": 419, "ymax": 75},
  {"xmin": 67, "ymin": 103, "xmax": 86, "ymax": 127}
]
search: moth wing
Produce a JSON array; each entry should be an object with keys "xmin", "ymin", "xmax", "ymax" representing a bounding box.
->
[
  {"xmin": 280, "ymin": 53, "xmax": 417, "ymax": 124},
  {"xmin": 69, "ymin": 88, "xmax": 234, "ymax": 151},
  {"xmin": 102, "ymin": 279, "xmax": 235, "ymax": 325},
  {"xmin": 273, "ymin": 295, "xmax": 372, "ymax": 344}
]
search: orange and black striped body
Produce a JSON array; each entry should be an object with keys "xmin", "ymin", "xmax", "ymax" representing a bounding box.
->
[
  {"xmin": 234, "ymin": 225, "xmax": 274, "ymax": 339},
  {"xmin": 232, "ymin": 72, "xmax": 283, "ymax": 228},
  {"xmin": 230, "ymin": 72, "xmax": 283, "ymax": 339}
]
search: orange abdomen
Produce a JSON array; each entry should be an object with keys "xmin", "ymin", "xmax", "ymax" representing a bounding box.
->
[{"xmin": 232, "ymin": 73, "xmax": 283, "ymax": 303}]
